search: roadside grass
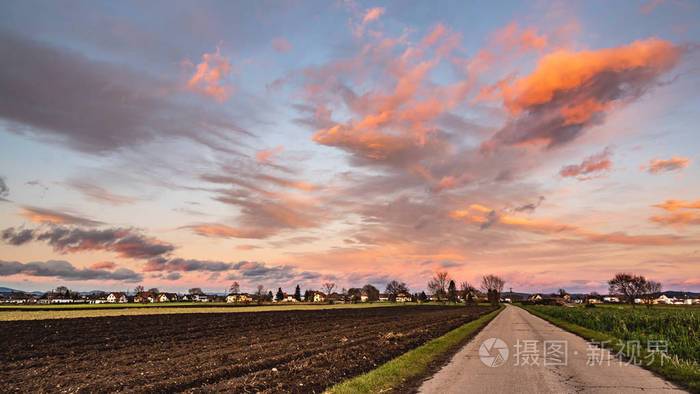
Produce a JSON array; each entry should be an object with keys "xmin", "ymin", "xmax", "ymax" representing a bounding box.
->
[
  {"xmin": 326, "ymin": 305, "xmax": 504, "ymax": 394},
  {"xmin": 0, "ymin": 302, "xmax": 404, "ymax": 321},
  {"xmin": 519, "ymin": 305, "xmax": 700, "ymax": 393}
]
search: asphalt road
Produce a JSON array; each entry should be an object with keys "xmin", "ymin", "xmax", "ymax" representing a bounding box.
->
[{"xmin": 419, "ymin": 304, "xmax": 685, "ymax": 393}]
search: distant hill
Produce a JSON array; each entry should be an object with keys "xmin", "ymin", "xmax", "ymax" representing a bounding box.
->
[{"xmin": 0, "ymin": 287, "xmax": 44, "ymax": 295}]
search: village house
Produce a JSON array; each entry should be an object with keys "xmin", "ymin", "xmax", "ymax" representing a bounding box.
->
[
  {"xmin": 226, "ymin": 293, "xmax": 253, "ymax": 303},
  {"xmin": 528, "ymin": 294, "xmax": 543, "ymax": 302},
  {"xmin": 396, "ymin": 292, "xmax": 412, "ymax": 303},
  {"xmin": 328, "ymin": 292, "xmax": 344, "ymax": 303},
  {"xmin": 603, "ymin": 296, "xmax": 620, "ymax": 303},
  {"xmin": 379, "ymin": 293, "xmax": 389, "ymax": 302},
  {"xmin": 134, "ymin": 292, "xmax": 155, "ymax": 303},
  {"xmin": 360, "ymin": 293, "xmax": 368, "ymax": 302},
  {"xmin": 107, "ymin": 292, "xmax": 127, "ymax": 303},
  {"xmin": 313, "ymin": 291, "xmax": 326, "ymax": 302},
  {"xmin": 157, "ymin": 293, "xmax": 177, "ymax": 302},
  {"xmin": 192, "ymin": 294, "xmax": 209, "ymax": 302}
]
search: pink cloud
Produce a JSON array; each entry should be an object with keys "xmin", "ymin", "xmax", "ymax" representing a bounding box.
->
[
  {"xmin": 640, "ymin": 156, "xmax": 691, "ymax": 174},
  {"xmin": 187, "ymin": 46, "xmax": 235, "ymax": 102},
  {"xmin": 559, "ymin": 147, "xmax": 612, "ymax": 181},
  {"xmin": 271, "ymin": 38, "xmax": 292, "ymax": 53},
  {"xmin": 362, "ymin": 7, "xmax": 385, "ymax": 24}
]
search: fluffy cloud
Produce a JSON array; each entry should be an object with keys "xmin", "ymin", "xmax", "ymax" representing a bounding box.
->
[
  {"xmin": 559, "ymin": 148, "xmax": 612, "ymax": 180},
  {"xmin": 481, "ymin": 39, "xmax": 683, "ymax": 150},
  {"xmin": 0, "ymin": 259, "xmax": 142, "ymax": 282},
  {"xmin": 1, "ymin": 226, "xmax": 174, "ymax": 259},
  {"xmin": 640, "ymin": 156, "xmax": 691, "ymax": 174},
  {"xmin": 187, "ymin": 46, "xmax": 235, "ymax": 102},
  {"xmin": 0, "ymin": 31, "xmax": 248, "ymax": 154}
]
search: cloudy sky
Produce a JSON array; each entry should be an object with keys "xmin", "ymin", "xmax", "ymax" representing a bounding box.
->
[{"xmin": 1, "ymin": 0, "xmax": 699, "ymax": 294}]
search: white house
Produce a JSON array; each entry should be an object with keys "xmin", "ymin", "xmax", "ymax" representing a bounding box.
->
[
  {"xmin": 655, "ymin": 295, "xmax": 675, "ymax": 304},
  {"xmin": 107, "ymin": 292, "xmax": 127, "ymax": 303},
  {"xmin": 360, "ymin": 293, "xmax": 368, "ymax": 302},
  {"xmin": 192, "ymin": 294, "xmax": 209, "ymax": 302},
  {"xmin": 313, "ymin": 291, "xmax": 326, "ymax": 302},
  {"xmin": 396, "ymin": 292, "xmax": 411, "ymax": 303}
]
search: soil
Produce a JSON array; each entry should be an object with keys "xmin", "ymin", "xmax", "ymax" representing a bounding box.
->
[{"xmin": 0, "ymin": 305, "xmax": 495, "ymax": 393}]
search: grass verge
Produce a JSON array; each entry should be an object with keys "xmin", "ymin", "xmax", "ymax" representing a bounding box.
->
[
  {"xmin": 519, "ymin": 305, "xmax": 699, "ymax": 393},
  {"xmin": 326, "ymin": 305, "xmax": 504, "ymax": 394}
]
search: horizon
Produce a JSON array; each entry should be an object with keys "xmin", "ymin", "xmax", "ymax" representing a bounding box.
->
[{"xmin": 1, "ymin": 1, "xmax": 699, "ymax": 296}]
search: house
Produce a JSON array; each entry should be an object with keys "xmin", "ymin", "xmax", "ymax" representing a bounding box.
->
[
  {"xmin": 528, "ymin": 294, "xmax": 543, "ymax": 302},
  {"xmin": 360, "ymin": 293, "xmax": 368, "ymax": 302},
  {"xmin": 655, "ymin": 294, "xmax": 675, "ymax": 304},
  {"xmin": 192, "ymin": 294, "xmax": 209, "ymax": 302},
  {"xmin": 227, "ymin": 293, "xmax": 253, "ymax": 303},
  {"xmin": 313, "ymin": 291, "xmax": 326, "ymax": 302},
  {"xmin": 179, "ymin": 294, "xmax": 191, "ymax": 302},
  {"xmin": 396, "ymin": 292, "xmax": 412, "ymax": 303},
  {"xmin": 379, "ymin": 293, "xmax": 389, "ymax": 302},
  {"xmin": 328, "ymin": 292, "xmax": 344, "ymax": 303},
  {"xmin": 107, "ymin": 292, "xmax": 127, "ymax": 303},
  {"xmin": 280, "ymin": 293, "xmax": 297, "ymax": 302},
  {"xmin": 603, "ymin": 296, "xmax": 620, "ymax": 303},
  {"xmin": 134, "ymin": 292, "xmax": 155, "ymax": 303},
  {"xmin": 157, "ymin": 293, "xmax": 177, "ymax": 302}
]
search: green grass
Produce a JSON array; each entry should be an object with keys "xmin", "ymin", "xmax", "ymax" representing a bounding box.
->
[
  {"xmin": 0, "ymin": 302, "xmax": 409, "ymax": 321},
  {"xmin": 326, "ymin": 305, "xmax": 504, "ymax": 394},
  {"xmin": 520, "ymin": 305, "xmax": 700, "ymax": 393}
]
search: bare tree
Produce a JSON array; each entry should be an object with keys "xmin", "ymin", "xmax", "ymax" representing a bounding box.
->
[
  {"xmin": 385, "ymin": 280, "xmax": 409, "ymax": 302},
  {"xmin": 481, "ymin": 274, "xmax": 505, "ymax": 306},
  {"xmin": 640, "ymin": 280, "xmax": 662, "ymax": 308},
  {"xmin": 254, "ymin": 285, "xmax": 266, "ymax": 304},
  {"xmin": 609, "ymin": 273, "xmax": 652, "ymax": 305},
  {"xmin": 188, "ymin": 288, "xmax": 204, "ymax": 295},
  {"xmin": 322, "ymin": 282, "xmax": 336, "ymax": 295},
  {"xmin": 229, "ymin": 281, "xmax": 240, "ymax": 294},
  {"xmin": 148, "ymin": 288, "xmax": 160, "ymax": 294},
  {"xmin": 460, "ymin": 282, "xmax": 477, "ymax": 304},
  {"xmin": 427, "ymin": 272, "xmax": 450, "ymax": 301},
  {"xmin": 133, "ymin": 285, "xmax": 144, "ymax": 294}
]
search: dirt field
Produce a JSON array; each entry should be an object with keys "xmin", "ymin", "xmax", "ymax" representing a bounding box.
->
[{"xmin": 0, "ymin": 305, "xmax": 495, "ymax": 393}]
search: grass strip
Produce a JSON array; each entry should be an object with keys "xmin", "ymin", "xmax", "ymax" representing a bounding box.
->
[
  {"xmin": 519, "ymin": 305, "xmax": 699, "ymax": 393},
  {"xmin": 326, "ymin": 305, "xmax": 504, "ymax": 394}
]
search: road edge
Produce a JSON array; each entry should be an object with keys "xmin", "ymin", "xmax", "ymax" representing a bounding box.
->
[
  {"xmin": 518, "ymin": 305, "xmax": 698, "ymax": 393},
  {"xmin": 325, "ymin": 305, "xmax": 505, "ymax": 394}
]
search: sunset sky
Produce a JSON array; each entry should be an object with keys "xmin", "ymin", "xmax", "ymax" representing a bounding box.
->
[{"xmin": 1, "ymin": 0, "xmax": 699, "ymax": 295}]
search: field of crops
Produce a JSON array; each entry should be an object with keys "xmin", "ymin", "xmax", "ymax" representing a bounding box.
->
[
  {"xmin": 0, "ymin": 305, "xmax": 495, "ymax": 392},
  {"xmin": 526, "ymin": 305, "xmax": 699, "ymax": 364}
]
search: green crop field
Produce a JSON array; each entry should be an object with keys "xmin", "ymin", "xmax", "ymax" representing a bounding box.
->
[{"xmin": 524, "ymin": 304, "xmax": 700, "ymax": 391}]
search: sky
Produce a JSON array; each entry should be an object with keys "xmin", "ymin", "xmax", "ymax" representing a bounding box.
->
[{"xmin": 0, "ymin": 0, "xmax": 699, "ymax": 295}]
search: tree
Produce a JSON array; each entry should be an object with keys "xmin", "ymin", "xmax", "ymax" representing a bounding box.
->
[
  {"xmin": 229, "ymin": 282, "xmax": 240, "ymax": 295},
  {"xmin": 133, "ymin": 285, "xmax": 144, "ymax": 294},
  {"xmin": 188, "ymin": 288, "xmax": 204, "ymax": 295},
  {"xmin": 303, "ymin": 289, "xmax": 312, "ymax": 303},
  {"xmin": 347, "ymin": 288, "xmax": 362, "ymax": 303},
  {"xmin": 640, "ymin": 280, "xmax": 662, "ymax": 308},
  {"xmin": 558, "ymin": 288, "xmax": 568, "ymax": 298},
  {"xmin": 481, "ymin": 274, "xmax": 505, "ymax": 306},
  {"xmin": 322, "ymin": 282, "xmax": 336, "ymax": 295},
  {"xmin": 276, "ymin": 287, "xmax": 284, "ymax": 302},
  {"xmin": 294, "ymin": 285, "xmax": 302, "ymax": 301},
  {"xmin": 460, "ymin": 282, "xmax": 477, "ymax": 305},
  {"xmin": 148, "ymin": 288, "xmax": 160, "ymax": 294},
  {"xmin": 362, "ymin": 284, "xmax": 379, "ymax": 302},
  {"xmin": 255, "ymin": 285, "xmax": 265, "ymax": 304},
  {"xmin": 427, "ymin": 271, "xmax": 450, "ymax": 301},
  {"xmin": 608, "ymin": 273, "xmax": 650, "ymax": 305},
  {"xmin": 385, "ymin": 280, "xmax": 409, "ymax": 302},
  {"xmin": 267, "ymin": 290, "xmax": 274, "ymax": 302},
  {"xmin": 419, "ymin": 291, "xmax": 428, "ymax": 303},
  {"xmin": 447, "ymin": 280, "xmax": 458, "ymax": 303}
]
